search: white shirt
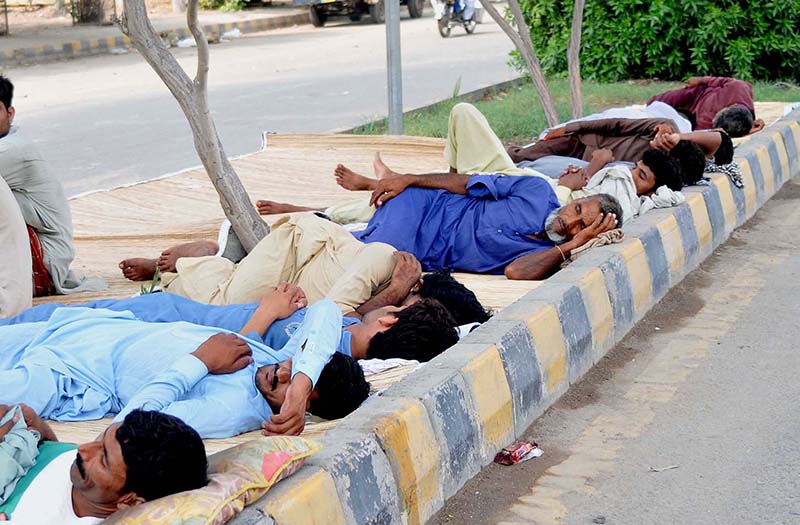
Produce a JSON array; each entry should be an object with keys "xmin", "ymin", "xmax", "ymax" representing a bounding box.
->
[{"xmin": 6, "ymin": 450, "xmax": 102, "ymax": 525}]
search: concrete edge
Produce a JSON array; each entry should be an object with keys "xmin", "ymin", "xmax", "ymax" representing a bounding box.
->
[
  {"xmin": 0, "ymin": 12, "xmax": 309, "ymax": 66},
  {"xmin": 231, "ymin": 110, "xmax": 800, "ymax": 525}
]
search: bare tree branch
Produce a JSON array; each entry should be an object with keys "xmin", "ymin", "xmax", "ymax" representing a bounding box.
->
[
  {"xmin": 121, "ymin": 0, "xmax": 269, "ymax": 251},
  {"xmin": 567, "ymin": 0, "xmax": 585, "ymax": 119},
  {"xmin": 481, "ymin": 0, "xmax": 560, "ymax": 127}
]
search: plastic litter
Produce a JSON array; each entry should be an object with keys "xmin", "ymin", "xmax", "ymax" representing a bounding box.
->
[
  {"xmin": 176, "ymin": 38, "xmax": 197, "ymax": 48},
  {"xmin": 493, "ymin": 441, "xmax": 543, "ymax": 465},
  {"xmin": 648, "ymin": 464, "xmax": 679, "ymax": 473},
  {"xmin": 222, "ymin": 28, "xmax": 242, "ymax": 39}
]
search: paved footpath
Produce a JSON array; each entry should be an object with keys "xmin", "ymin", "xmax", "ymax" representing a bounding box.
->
[{"xmin": 431, "ymin": 177, "xmax": 800, "ymax": 524}]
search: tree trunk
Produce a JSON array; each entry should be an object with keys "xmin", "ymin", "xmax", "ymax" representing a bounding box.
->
[
  {"xmin": 567, "ymin": 0, "xmax": 585, "ymax": 119},
  {"xmin": 120, "ymin": 0, "xmax": 269, "ymax": 252},
  {"xmin": 480, "ymin": 0, "xmax": 560, "ymax": 127}
]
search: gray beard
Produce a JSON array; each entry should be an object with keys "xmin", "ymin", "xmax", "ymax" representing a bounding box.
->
[{"xmin": 544, "ymin": 210, "xmax": 567, "ymax": 243}]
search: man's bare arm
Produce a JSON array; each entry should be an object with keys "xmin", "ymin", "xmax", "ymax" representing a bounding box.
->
[
  {"xmin": 355, "ymin": 252, "xmax": 421, "ymax": 316},
  {"xmin": 370, "ymin": 173, "xmax": 471, "ymax": 207},
  {"xmin": 505, "ymin": 213, "xmax": 619, "ymax": 280}
]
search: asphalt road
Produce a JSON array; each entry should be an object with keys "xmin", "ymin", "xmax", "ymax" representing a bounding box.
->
[
  {"xmin": 432, "ymin": 178, "xmax": 800, "ymax": 525},
  {"xmin": 6, "ymin": 13, "xmax": 517, "ymax": 197}
]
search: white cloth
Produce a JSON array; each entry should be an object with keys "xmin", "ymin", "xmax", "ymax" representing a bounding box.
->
[
  {"xmin": 639, "ymin": 185, "xmax": 686, "ymax": 215},
  {"xmin": 539, "ymin": 101, "xmax": 692, "ymax": 139},
  {"xmin": 359, "ymin": 358, "xmax": 420, "ymax": 376},
  {"xmin": 5, "ymin": 450, "xmax": 102, "ymax": 525},
  {"xmin": 0, "ymin": 178, "xmax": 31, "ymax": 318},
  {"xmin": 583, "ymin": 166, "xmax": 641, "ymax": 224}
]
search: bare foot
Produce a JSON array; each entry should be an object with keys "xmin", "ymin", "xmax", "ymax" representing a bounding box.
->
[
  {"xmin": 119, "ymin": 258, "xmax": 158, "ymax": 281},
  {"xmin": 373, "ymin": 152, "xmax": 401, "ymax": 180},
  {"xmin": 334, "ymin": 164, "xmax": 377, "ymax": 191},
  {"xmin": 157, "ymin": 240, "xmax": 219, "ymax": 273},
  {"xmin": 256, "ymin": 200, "xmax": 321, "ymax": 216}
]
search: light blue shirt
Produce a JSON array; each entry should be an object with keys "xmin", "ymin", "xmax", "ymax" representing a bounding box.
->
[{"xmin": 0, "ymin": 301, "xmax": 344, "ymax": 438}]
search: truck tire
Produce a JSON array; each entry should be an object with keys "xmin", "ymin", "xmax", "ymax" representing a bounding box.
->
[
  {"xmin": 408, "ymin": 0, "xmax": 424, "ymax": 18},
  {"xmin": 349, "ymin": 13, "xmax": 362, "ymax": 21},
  {"xmin": 309, "ymin": 5, "xmax": 327, "ymax": 27},
  {"xmin": 369, "ymin": 0, "xmax": 385, "ymax": 23}
]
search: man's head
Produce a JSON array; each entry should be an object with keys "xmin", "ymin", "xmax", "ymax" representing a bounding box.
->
[
  {"xmin": 633, "ymin": 149, "xmax": 683, "ymax": 194},
  {"xmin": 408, "ymin": 269, "xmax": 492, "ymax": 325},
  {"xmin": 667, "ymin": 140, "xmax": 706, "ymax": 185},
  {"xmin": 546, "ymin": 194, "xmax": 623, "ymax": 242},
  {"xmin": 0, "ymin": 75, "xmax": 15, "ymax": 138},
  {"xmin": 712, "ymin": 105, "xmax": 754, "ymax": 138},
  {"xmin": 255, "ymin": 353, "xmax": 370, "ymax": 421},
  {"xmin": 71, "ymin": 410, "xmax": 208, "ymax": 515},
  {"xmin": 364, "ymin": 298, "xmax": 459, "ymax": 362}
]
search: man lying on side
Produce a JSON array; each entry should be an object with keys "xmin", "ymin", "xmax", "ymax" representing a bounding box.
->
[
  {"xmin": 0, "ymin": 405, "xmax": 207, "ymax": 524},
  {"xmin": 0, "ymin": 288, "xmax": 371, "ymax": 438}
]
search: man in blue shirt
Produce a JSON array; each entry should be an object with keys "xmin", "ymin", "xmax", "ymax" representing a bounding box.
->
[
  {"xmin": 0, "ymin": 289, "xmax": 370, "ymax": 439},
  {"xmin": 0, "ymin": 288, "xmax": 460, "ymax": 364},
  {"xmin": 353, "ymin": 155, "xmax": 624, "ymax": 280}
]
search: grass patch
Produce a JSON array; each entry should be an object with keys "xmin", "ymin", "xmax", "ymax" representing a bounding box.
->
[{"xmin": 352, "ymin": 78, "xmax": 800, "ymax": 143}]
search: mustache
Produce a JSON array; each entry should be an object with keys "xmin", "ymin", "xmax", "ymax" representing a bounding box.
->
[{"xmin": 76, "ymin": 452, "xmax": 87, "ymax": 480}]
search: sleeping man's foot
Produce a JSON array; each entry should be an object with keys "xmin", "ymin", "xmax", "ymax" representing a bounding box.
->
[
  {"xmin": 157, "ymin": 240, "xmax": 219, "ymax": 273},
  {"xmin": 334, "ymin": 164, "xmax": 377, "ymax": 191},
  {"xmin": 119, "ymin": 258, "xmax": 158, "ymax": 282},
  {"xmin": 256, "ymin": 200, "xmax": 320, "ymax": 216}
]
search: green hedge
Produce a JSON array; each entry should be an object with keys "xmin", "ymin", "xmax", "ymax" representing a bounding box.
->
[{"xmin": 518, "ymin": 0, "xmax": 800, "ymax": 82}]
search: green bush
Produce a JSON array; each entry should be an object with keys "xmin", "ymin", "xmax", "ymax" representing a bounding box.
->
[
  {"xmin": 517, "ymin": 0, "xmax": 800, "ymax": 82},
  {"xmin": 199, "ymin": 0, "xmax": 245, "ymax": 11}
]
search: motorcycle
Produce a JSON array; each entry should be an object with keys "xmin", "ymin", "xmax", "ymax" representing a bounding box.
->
[{"xmin": 434, "ymin": 0, "xmax": 478, "ymax": 37}]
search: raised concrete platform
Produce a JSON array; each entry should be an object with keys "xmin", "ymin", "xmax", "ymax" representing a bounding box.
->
[{"xmin": 231, "ymin": 113, "xmax": 800, "ymax": 525}]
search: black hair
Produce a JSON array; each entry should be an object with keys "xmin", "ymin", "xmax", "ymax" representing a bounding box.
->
[
  {"xmin": 117, "ymin": 410, "xmax": 208, "ymax": 501},
  {"xmin": 641, "ymin": 149, "xmax": 683, "ymax": 191},
  {"xmin": 309, "ymin": 353, "xmax": 370, "ymax": 421},
  {"xmin": 593, "ymin": 194, "xmax": 624, "ymax": 227},
  {"xmin": 714, "ymin": 131, "xmax": 734, "ymax": 165},
  {"xmin": 416, "ymin": 269, "xmax": 492, "ymax": 324},
  {"xmin": 366, "ymin": 298, "xmax": 459, "ymax": 362},
  {"xmin": 0, "ymin": 76, "xmax": 12, "ymax": 109},
  {"xmin": 667, "ymin": 140, "xmax": 706, "ymax": 185},
  {"xmin": 712, "ymin": 105, "xmax": 754, "ymax": 138}
]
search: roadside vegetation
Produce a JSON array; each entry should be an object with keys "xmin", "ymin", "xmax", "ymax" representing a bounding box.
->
[{"xmin": 352, "ymin": 78, "xmax": 800, "ymax": 144}]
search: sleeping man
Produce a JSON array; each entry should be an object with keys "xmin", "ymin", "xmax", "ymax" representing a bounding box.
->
[{"xmin": 0, "ymin": 286, "xmax": 372, "ymax": 439}]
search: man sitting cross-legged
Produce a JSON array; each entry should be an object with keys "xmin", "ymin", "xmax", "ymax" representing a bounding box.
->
[
  {"xmin": 0, "ymin": 405, "xmax": 207, "ymax": 524},
  {"xmin": 0, "ymin": 287, "xmax": 461, "ymax": 365},
  {"xmin": 0, "ymin": 287, "xmax": 371, "ymax": 438}
]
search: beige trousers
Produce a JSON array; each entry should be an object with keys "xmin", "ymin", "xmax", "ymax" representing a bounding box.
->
[
  {"xmin": 0, "ymin": 177, "xmax": 32, "ymax": 318},
  {"xmin": 162, "ymin": 214, "xmax": 396, "ymax": 315}
]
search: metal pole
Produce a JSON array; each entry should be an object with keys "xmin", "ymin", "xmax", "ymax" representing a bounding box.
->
[{"xmin": 385, "ymin": 0, "xmax": 403, "ymax": 134}]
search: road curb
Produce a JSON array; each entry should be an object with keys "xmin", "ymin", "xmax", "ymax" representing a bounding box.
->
[
  {"xmin": 232, "ymin": 110, "xmax": 800, "ymax": 525},
  {"xmin": 0, "ymin": 12, "xmax": 309, "ymax": 66}
]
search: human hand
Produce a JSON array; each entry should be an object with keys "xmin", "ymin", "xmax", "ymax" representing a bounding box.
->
[
  {"xmin": 19, "ymin": 403, "xmax": 57, "ymax": 442},
  {"xmin": 652, "ymin": 124, "xmax": 675, "ymax": 135},
  {"xmin": 192, "ymin": 333, "xmax": 253, "ymax": 375},
  {"xmin": 570, "ymin": 212, "xmax": 619, "ymax": 247},
  {"xmin": 650, "ymin": 131, "xmax": 680, "ymax": 151},
  {"xmin": 0, "ymin": 405, "xmax": 20, "ymax": 442},
  {"xmin": 591, "ymin": 148, "xmax": 615, "ymax": 165},
  {"xmin": 558, "ymin": 167, "xmax": 589, "ymax": 190},
  {"xmin": 543, "ymin": 126, "xmax": 567, "ymax": 141},
  {"xmin": 261, "ymin": 373, "xmax": 312, "ymax": 436},
  {"xmin": 369, "ymin": 174, "xmax": 411, "ymax": 207},
  {"xmin": 390, "ymin": 252, "xmax": 422, "ymax": 293},
  {"xmin": 685, "ymin": 76, "xmax": 703, "ymax": 87},
  {"xmin": 260, "ymin": 283, "xmax": 307, "ymax": 320}
]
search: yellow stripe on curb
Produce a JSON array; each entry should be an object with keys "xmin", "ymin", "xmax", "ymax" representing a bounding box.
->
[
  {"xmin": 710, "ymin": 174, "xmax": 737, "ymax": 234},
  {"xmin": 617, "ymin": 239, "xmax": 651, "ymax": 318},
  {"xmin": 460, "ymin": 346, "xmax": 514, "ymax": 455},
  {"xmin": 774, "ymin": 133, "xmax": 792, "ymax": 190},
  {"xmin": 738, "ymin": 157, "xmax": 757, "ymax": 218},
  {"xmin": 685, "ymin": 193, "xmax": 713, "ymax": 256},
  {"xmin": 374, "ymin": 400, "xmax": 441, "ymax": 525},
  {"xmin": 577, "ymin": 268, "xmax": 614, "ymax": 360},
  {"xmin": 755, "ymin": 146, "xmax": 775, "ymax": 197},
  {"xmin": 525, "ymin": 305, "xmax": 568, "ymax": 394},
  {"xmin": 263, "ymin": 469, "xmax": 347, "ymax": 524},
  {"xmin": 656, "ymin": 214, "xmax": 685, "ymax": 285}
]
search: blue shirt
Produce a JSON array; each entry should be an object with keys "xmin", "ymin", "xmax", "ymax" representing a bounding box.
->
[
  {"xmin": 353, "ymin": 175, "xmax": 560, "ymax": 274},
  {"xmin": 0, "ymin": 301, "xmax": 346, "ymax": 439},
  {"xmin": 0, "ymin": 293, "xmax": 359, "ymax": 357}
]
